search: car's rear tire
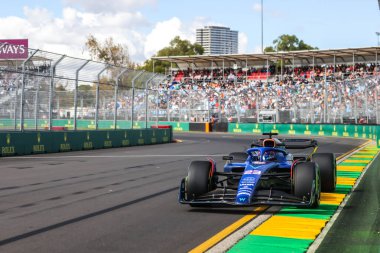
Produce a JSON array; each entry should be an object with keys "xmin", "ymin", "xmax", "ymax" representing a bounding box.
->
[
  {"xmin": 186, "ymin": 161, "xmax": 213, "ymax": 199},
  {"xmin": 312, "ymin": 153, "xmax": 336, "ymax": 192},
  {"xmin": 293, "ymin": 162, "xmax": 320, "ymax": 208}
]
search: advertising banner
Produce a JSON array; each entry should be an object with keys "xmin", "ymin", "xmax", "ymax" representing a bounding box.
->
[{"xmin": 0, "ymin": 39, "xmax": 28, "ymax": 59}]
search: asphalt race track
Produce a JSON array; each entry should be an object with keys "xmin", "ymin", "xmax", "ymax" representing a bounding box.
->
[{"xmin": 0, "ymin": 132, "xmax": 367, "ymax": 253}]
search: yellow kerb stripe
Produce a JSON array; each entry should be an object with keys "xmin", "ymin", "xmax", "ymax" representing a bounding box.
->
[
  {"xmin": 336, "ymin": 177, "xmax": 356, "ymax": 186},
  {"xmin": 251, "ymin": 216, "xmax": 327, "ymax": 240},
  {"xmin": 320, "ymin": 192, "xmax": 346, "ymax": 205},
  {"xmin": 350, "ymin": 155, "xmax": 374, "ymax": 158},
  {"xmin": 337, "ymin": 165, "xmax": 364, "ymax": 172},
  {"xmin": 343, "ymin": 160, "xmax": 369, "ymax": 163}
]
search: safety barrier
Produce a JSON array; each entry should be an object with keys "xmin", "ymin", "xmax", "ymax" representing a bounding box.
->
[
  {"xmin": 0, "ymin": 128, "xmax": 172, "ymax": 157},
  {"xmin": 139, "ymin": 121, "xmax": 380, "ymax": 148},
  {"xmin": 228, "ymin": 123, "xmax": 379, "ymax": 148}
]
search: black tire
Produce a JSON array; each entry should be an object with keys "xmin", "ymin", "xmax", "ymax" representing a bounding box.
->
[
  {"xmin": 186, "ymin": 161, "xmax": 213, "ymax": 199},
  {"xmin": 312, "ymin": 153, "xmax": 336, "ymax": 192},
  {"xmin": 293, "ymin": 162, "xmax": 320, "ymax": 208},
  {"xmin": 228, "ymin": 152, "xmax": 248, "ymax": 163}
]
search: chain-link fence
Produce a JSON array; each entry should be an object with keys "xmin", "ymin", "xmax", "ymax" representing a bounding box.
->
[
  {"xmin": 0, "ymin": 48, "xmax": 379, "ymax": 130},
  {"xmin": 0, "ymin": 48, "xmax": 167, "ymax": 130}
]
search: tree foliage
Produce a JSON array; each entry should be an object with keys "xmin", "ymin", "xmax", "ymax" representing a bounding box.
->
[
  {"xmin": 264, "ymin": 34, "xmax": 318, "ymax": 52},
  {"xmin": 85, "ymin": 34, "xmax": 131, "ymax": 67},
  {"xmin": 140, "ymin": 36, "xmax": 204, "ymax": 73}
]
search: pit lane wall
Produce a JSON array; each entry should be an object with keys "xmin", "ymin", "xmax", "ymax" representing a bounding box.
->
[{"xmin": 0, "ymin": 128, "xmax": 172, "ymax": 157}]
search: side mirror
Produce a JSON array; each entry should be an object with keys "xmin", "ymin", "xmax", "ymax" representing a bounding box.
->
[{"xmin": 222, "ymin": 156, "xmax": 234, "ymax": 160}]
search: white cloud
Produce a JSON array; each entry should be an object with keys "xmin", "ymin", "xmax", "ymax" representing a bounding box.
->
[
  {"xmin": 253, "ymin": 3, "xmax": 262, "ymax": 12},
  {"xmin": 23, "ymin": 6, "xmax": 54, "ymax": 26},
  {"xmin": 238, "ymin": 33, "xmax": 248, "ymax": 53},
  {"xmin": 0, "ymin": 5, "xmax": 248, "ymax": 65},
  {"xmin": 144, "ymin": 17, "xmax": 184, "ymax": 59},
  {"xmin": 63, "ymin": 0, "xmax": 157, "ymax": 13},
  {"xmin": 0, "ymin": 6, "xmax": 151, "ymax": 63}
]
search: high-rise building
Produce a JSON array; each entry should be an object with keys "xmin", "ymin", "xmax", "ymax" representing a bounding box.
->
[{"xmin": 196, "ymin": 26, "xmax": 238, "ymax": 55}]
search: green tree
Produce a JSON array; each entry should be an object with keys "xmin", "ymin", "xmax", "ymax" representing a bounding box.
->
[
  {"xmin": 140, "ymin": 36, "xmax": 204, "ymax": 73},
  {"xmin": 264, "ymin": 34, "xmax": 318, "ymax": 52},
  {"xmin": 85, "ymin": 34, "xmax": 131, "ymax": 67}
]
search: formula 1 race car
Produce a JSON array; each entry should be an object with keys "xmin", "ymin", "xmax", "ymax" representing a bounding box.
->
[{"xmin": 179, "ymin": 133, "xmax": 336, "ymax": 208}]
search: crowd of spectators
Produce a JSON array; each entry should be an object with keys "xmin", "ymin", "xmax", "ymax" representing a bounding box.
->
[
  {"xmin": 0, "ymin": 71, "xmax": 21, "ymax": 95},
  {"xmin": 155, "ymin": 63, "xmax": 380, "ymax": 123}
]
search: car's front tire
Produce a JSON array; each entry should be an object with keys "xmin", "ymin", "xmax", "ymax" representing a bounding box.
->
[
  {"xmin": 293, "ymin": 162, "xmax": 320, "ymax": 208},
  {"xmin": 186, "ymin": 161, "xmax": 214, "ymax": 200},
  {"xmin": 312, "ymin": 153, "xmax": 336, "ymax": 192}
]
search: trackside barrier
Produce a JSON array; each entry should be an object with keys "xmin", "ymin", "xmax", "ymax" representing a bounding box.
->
[
  {"xmin": 189, "ymin": 122, "xmax": 211, "ymax": 132},
  {"xmin": 228, "ymin": 123, "xmax": 380, "ymax": 148},
  {"xmin": 0, "ymin": 128, "xmax": 172, "ymax": 157}
]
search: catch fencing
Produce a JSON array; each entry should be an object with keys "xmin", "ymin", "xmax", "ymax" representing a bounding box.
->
[
  {"xmin": 0, "ymin": 49, "xmax": 379, "ymax": 130},
  {"xmin": 0, "ymin": 48, "xmax": 167, "ymax": 130}
]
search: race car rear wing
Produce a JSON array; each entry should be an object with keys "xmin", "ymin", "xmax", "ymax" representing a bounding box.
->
[{"xmin": 251, "ymin": 138, "xmax": 317, "ymax": 149}]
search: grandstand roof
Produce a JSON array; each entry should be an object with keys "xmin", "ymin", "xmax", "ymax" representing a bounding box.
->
[{"xmin": 152, "ymin": 46, "xmax": 380, "ymax": 69}]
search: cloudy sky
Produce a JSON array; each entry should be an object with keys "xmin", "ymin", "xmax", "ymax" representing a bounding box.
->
[{"xmin": 1, "ymin": 0, "xmax": 379, "ymax": 63}]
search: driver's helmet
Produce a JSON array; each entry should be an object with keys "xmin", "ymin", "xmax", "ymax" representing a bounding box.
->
[{"xmin": 263, "ymin": 151, "xmax": 276, "ymax": 161}]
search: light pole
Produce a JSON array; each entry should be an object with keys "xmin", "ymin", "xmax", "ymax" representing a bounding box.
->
[
  {"xmin": 261, "ymin": 0, "xmax": 264, "ymax": 53},
  {"xmin": 376, "ymin": 32, "xmax": 380, "ymax": 46}
]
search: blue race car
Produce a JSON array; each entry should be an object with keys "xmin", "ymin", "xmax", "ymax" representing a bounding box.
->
[{"xmin": 179, "ymin": 133, "xmax": 336, "ymax": 208}]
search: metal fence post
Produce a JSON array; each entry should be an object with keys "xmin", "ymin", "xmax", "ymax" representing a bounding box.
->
[
  {"xmin": 376, "ymin": 90, "xmax": 379, "ymax": 125},
  {"xmin": 48, "ymin": 55, "xmax": 65, "ymax": 130},
  {"xmin": 20, "ymin": 49, "xmax": 39, "ymax": 131},
  {"xmin": 338, "ymin": 89, "xmax": 343, "ymax": 124},
  {"xmin": 354, "ymin": 97, "xmax": 358, "ymax": 124},
  {"xmin": 256, "ymin": 93, "xmax": 259, "ymax": 123},
  {"xmin": 114, "ymin": 69, "xmax": 129, "ymax": 130},
  {"xmin": 323, "ymin": 67, "xmax": 328, "ymax": 123},
  {"xmin": 73, "ymin": 60, "xmax": 90, "ymax": 130},
  {"xmin": 34, "ymin": 77, "xmax": 43, "ymax": 130},
  {"xmin": 365, "ymin": 88, "xmax": 369, "ymax": 121},
  {"xmin": 145, "ymin": 73, "xmax": 158, "ymax": 128},
  {"xmin": 13, "ymin": 74, "xmax": 23, "ymax": 130},
  {"xmin": 131, "ymin": 71, "xmax": 145, "ymax": 129},
  {"xmin": 95, "ymin": 66, "xmax": 109, "ymax": 130}
]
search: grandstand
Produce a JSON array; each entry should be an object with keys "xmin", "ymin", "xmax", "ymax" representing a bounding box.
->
[
  {"xmin": 152, "ymin": 46, "xmax": 379, "ymax": 124},
  {"xmin": 0, "ymin": 46, "xmax": 379, "ymax": 130}
]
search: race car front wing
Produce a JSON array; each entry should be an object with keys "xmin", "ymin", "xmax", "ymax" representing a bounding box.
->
[{"xmin": 178, "ymin": 178, "xmax": 318, "ymax": 207}]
